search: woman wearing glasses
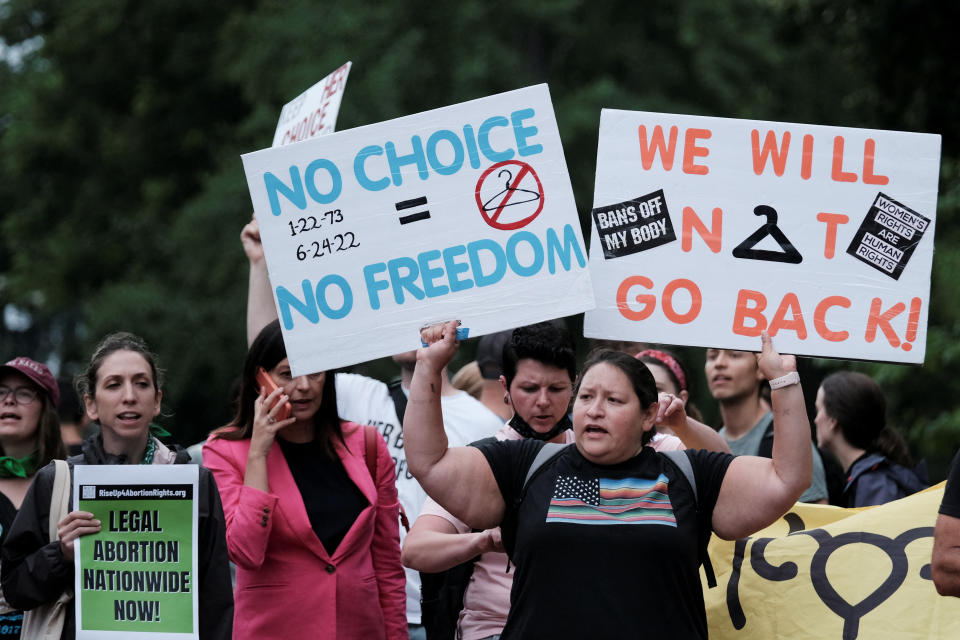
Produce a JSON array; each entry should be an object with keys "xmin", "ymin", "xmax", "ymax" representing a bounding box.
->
[{"xmin": 0, "ymin": 357, "xmax": 66, "ymax": 639}]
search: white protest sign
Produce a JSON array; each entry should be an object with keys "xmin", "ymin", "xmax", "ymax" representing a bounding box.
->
[
  {"xmin": 272, "ymin": 62, "xmax": 351, "ymax": 147},
  {"xmin": 584, "ymin": 110, "xmax": 941, "ymax": 363},
  {"xmin": 243, "ymin": 84, "xmax": 594, "ymax": 374},
  {"xmin": 74, "ymin": 465, "xmax": 199, "ymax": 639}
]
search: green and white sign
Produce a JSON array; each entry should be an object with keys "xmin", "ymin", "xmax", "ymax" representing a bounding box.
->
[{"xmin": 73, "ymin": 465, "xmax": 199, "ymax": 639}]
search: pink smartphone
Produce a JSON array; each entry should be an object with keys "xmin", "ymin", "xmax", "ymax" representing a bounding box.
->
[{"xmin": 256, "ymin": 367, "xmax": 291, "ymax": 421}]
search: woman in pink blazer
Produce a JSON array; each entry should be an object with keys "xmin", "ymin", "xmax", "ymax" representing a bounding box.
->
[{"xmin": 204, "ymin": 320, "xmax": 407, "ymax": 640}]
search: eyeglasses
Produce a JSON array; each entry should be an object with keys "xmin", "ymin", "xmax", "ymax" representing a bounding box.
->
[{"xmin": 0, "ymin": 385, "xmax": 39, "ymax": 405}]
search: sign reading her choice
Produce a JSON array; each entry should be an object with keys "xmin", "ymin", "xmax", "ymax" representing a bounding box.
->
[
  {"xmin": 74, "ymin": 465, "xmax": 199, "ymax": 639},
  {"xmin": 243, "ymin": 84, "xmax": 593, "ymax": 375},
  {"xmin": 272, "ymin": 62, "xmax": 351, "ymax": 147},
  {"xmin": 584, "ymin": 110, "xmax": 941, "ymax": 363}
]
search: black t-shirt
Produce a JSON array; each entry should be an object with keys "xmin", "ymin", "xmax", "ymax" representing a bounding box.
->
[
  {"xmin": 939, "ymin": 449, "xmax": 960, "ymax": 518},
  {"xmin": 474, "ymin": 439, "xmax": 733, "ymax": 640},
  {"xmin": 0, "ymin": 492, "xmax": 23, "ymax": 639},
  {"xmin": 277, "ymin": 437, "xmax": 368, "ymax": 555}
]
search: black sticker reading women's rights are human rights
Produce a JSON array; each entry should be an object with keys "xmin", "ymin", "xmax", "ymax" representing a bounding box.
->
[
  {"xmin": 592, "ymin": 189, "xmax": 677, "ymax": 260},
  {"xmin": 846, "ymin": 193, "xmax": 931, "ymax": 281}
]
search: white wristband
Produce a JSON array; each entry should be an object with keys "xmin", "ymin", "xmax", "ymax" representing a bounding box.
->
[{"xmin": 768, "ymin": 371, "xmax": 800, "ymax": 389}]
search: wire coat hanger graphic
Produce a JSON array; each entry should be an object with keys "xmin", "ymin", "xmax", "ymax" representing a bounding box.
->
[
  {"xmin": 732, "ymin": 205, "xmax": 803, "ymax": 264},
  {"xmin": 481, "ymin": 168, "xmax": 541, "ymax": 212}
]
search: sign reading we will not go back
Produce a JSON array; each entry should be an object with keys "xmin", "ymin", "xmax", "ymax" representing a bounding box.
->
[{"xmin": 584, "ymin": 109, "xmax": 941, "ymax": 363}]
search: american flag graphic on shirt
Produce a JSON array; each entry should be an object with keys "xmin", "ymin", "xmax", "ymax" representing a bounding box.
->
[{"xmin": 545, "ymin": 473, "xmax": 676, "ymax": 526}]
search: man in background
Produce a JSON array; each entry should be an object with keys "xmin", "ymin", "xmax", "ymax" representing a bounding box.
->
[{"xmin": 705, "ymin": 347, "xmax": 828, "ymax": 503}]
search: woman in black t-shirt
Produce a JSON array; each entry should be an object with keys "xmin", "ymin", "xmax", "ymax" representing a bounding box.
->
[
  {"xmin": 403, "ymin": 322, "xmax": 814, "ymax": 639},
  {"xmin": 0, "ymin": 357, "xmax": 66, "ymax": 640}
]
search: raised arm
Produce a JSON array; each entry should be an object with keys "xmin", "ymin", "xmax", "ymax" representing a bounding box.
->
[
  {"xmin": 242, "ymin": 216, "xmax": 279, "ymax": 347},
  {"xmin": 710, "ymin": 332, "xmax": 812, "ymax": 540},
  {"xmin": 404, "ymin": 321, "xmax": 505, "ymax": 530}
]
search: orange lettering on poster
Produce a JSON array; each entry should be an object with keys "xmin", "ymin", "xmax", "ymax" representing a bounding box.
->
[
  {"xmin": 616, "ymin": 276, "xmax": 656, "ymax": 321},
  {"xmin": 662, "ymin": 279, "xmax": 702, "ymax": 324},
  {"xmin": 681, "ymin": 206, "xmax": 723, "ymax": 253},
  {"xmin": 801, "ymin": 134, "xmax": 814, "ymax": 180},
  {"xmin": 638, "ymin": 125, "xmax": 679, "ymax": 171},
  {"xmin": 831, "ymin": 136, "xmax": 858, "ymax": 182},
  {"xmin": 732, "ymin": 289, "xmax": 767, "ymax": 337},
  {"xmin": 862, "ymin": 138, "xmax": 890, "ymax": 185},
  {"xmin": 865, "ymin": 298, "xmax": 906, "ymax": 347},
  {"xmin": 814, "ymin": 296, "xmax": 851, "ymax": 342},
  {"xmin": 682, "ymin": 128, "xmax": 711, "ymax": 175},
  {"xmin": 751, "ymin": 130, "xmax": 791, "ymax": 176},
  {"xmin": 816, "ymin": 212, "xmax": 850, "ymax": 259},
  {"xmin": 768, "ymin": 292, "xmax": 807, "ymax": 339}
]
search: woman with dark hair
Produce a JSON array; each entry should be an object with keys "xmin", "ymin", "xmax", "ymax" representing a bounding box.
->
[
  {"xmin": 0, "ymin": 333, "xmax": 233, "ymax": 639},
  {"xmin": 203, "ymin": 319, "xmax": 406, "ymax": 640},
  {"xmin": 0, "ymin": 357, "xmax": 66, "ymax": 639},
  {"xmin": 403, "ymin": 323, "xmax": 813, "ymax": 639},
  {"xmin": 815, "ymin": 371, "xmax": 926, "ymax": 507}
]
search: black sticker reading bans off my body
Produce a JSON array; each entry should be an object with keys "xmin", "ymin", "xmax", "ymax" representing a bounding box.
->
[
  {"xmin": 846, "ymin": 193, "xmax": 930, "ymax": 280},
  {"xmin": 592, "ymin": 189, "xmax": 677, "ymax": 259}
]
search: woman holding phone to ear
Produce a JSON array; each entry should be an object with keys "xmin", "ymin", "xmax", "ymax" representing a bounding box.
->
[{"xmin": 204, "ymin": 319, "xmax": 407, "ymax": 640}]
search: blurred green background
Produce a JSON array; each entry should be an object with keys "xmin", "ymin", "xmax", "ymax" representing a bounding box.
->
[{"xmin": 1, "ymin": 0, "xmax": 956, "ymax": 477}]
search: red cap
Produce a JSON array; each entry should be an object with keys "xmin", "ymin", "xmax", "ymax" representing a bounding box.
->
[{"xmin": 0, "ymin": 357, "xmax": 60, "ymax": 407}]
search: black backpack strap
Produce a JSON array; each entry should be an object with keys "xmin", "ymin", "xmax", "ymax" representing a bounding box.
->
[
  {"xmin": 662, "ymin": 450, "xmax": 696, "ymax": 498},
  {"xmin": 387, "ymin": 379, "xmax": 407, "ymax": 423},
  {"xmin": 756, "ymin": 418, "xmax": 776, "ymax": 459},
  {"xmin": 522, "ymin": 442, "xmax": 571, "ymax": 492},
  {"xmin": 661, "ymin": 450, "xmax": 717, "ymax": 589}
]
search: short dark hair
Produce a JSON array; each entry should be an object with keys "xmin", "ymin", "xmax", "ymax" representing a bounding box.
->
[
  {"xmin": 217, "ymin": 320, "xmax": 343, "ymax": 458},
  {"xmin": 577, "ymin": 349, "xmax": 659, "ymax": 446},
  {"xmin": 502, "ymin": 322, "xmax": 576, "ymax": 387}
]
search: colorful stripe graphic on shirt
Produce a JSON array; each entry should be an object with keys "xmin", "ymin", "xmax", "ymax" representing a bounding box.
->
[{"xmin": 545, "ymin": 473, "xmax": 676, "ymax": 526}]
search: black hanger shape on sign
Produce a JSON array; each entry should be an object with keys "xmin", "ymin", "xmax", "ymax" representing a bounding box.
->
[
  {"xmin": 481, "ymin": 168, "xmax": 541, "ymax": 212},
  {"xmin": 732, "ymin": 205, "xmax": 803, "ymax": 264}
]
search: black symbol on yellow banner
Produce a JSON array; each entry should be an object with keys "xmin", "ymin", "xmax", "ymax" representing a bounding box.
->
[{"xmin": 726, "ymin": 512, "xmax": 933, "ymax": 640}]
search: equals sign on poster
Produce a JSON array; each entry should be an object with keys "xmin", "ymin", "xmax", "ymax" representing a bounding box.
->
[{"xmin": 395, "ymin": 196, "xmax": 431, "ymax": 224}]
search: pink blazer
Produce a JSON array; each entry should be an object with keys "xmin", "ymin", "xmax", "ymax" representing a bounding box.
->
[{"xmin": 204, "ymin": 423, "xmax": 407, "ymax": 640}]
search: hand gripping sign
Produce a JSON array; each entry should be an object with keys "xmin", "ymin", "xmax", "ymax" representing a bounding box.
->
[
  {"xmin": 242, "ymin": 84, "xmax": 594, "ymax": 375},
  {"xmin": 74, "ymin": 465, "xmax": 199, "ymax": 639},
  {"xmin": 583, "ymin": 110, "xmax": 941, "ymax": 363}
]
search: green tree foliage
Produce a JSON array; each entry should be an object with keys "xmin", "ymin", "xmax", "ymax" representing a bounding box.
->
[{"xmin": 0, "ymin": 0, "xmax": 955, "ymax": 473}]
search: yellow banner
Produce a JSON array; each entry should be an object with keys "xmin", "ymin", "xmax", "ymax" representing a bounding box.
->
[{"xmin": 705, "ymin": 483, "xmax": 960, "ymax": 639}]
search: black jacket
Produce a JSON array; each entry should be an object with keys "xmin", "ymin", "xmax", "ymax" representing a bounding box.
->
[{"xmin": 0, "ymin": 434, "xmax": 233, "ymax": 639}]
